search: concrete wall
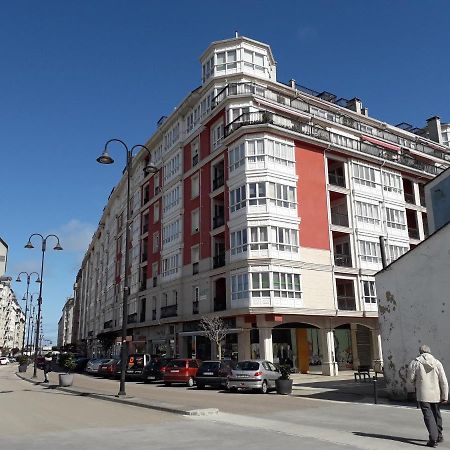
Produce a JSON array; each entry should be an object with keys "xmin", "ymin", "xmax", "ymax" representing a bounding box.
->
[
  {"xmin": 375, "ymin": 224, "xmax": 450, "ymax": 399},
  {"xmin": 427, "ymin": 174, "xmax": 450, "ymax": 233}
]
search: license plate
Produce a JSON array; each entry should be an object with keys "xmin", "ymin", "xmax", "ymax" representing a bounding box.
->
[
  {"xmin": 204, "ymin": 372, "xmax": 213, "ymax": 375},
  {"xmin": 171, "ymin": 370, "xmax": 179, "ymax": 373},
  {"xmin": 147, "ymin": 376, "xmax": 155, "ymax": 380}
]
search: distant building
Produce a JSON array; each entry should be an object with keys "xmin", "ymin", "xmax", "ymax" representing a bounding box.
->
[
  {"xmin": 376, "ymin": 168, "xmax": 450, "ymax": 399},
  {"xmin": 75, "ymin": 35, "xmax": 449, "ymax": 375},
  {"xmin": 57, "ymin": 297, "xmax": 75, "ymax": 348},
  {"xmin": 0, "ymin": 237, "xmax": 8, "ymax": 276}
]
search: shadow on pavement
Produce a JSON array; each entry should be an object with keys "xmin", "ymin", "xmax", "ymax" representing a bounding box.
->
[{"xmin": 353, "ymin": 432, "xmax": 426, "ymax": 446}]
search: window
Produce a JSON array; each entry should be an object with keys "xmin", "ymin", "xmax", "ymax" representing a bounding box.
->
[
  {"xmin": 191, "ymin": 173, "xmax": 200, "ymax": 198},
  {"xmin": 216, "ymin": 50, "xmax": 237, "ymax": 72},
  {"xmin": 247, "ymin": 139, "xmax": 265, "ymax": 164},
  {"xmin": 152, "ymin": 232, "xmax": 159, "ymax": 253},
  {"xmin": 191, "ymin": 246, "xmax": 200, "ymax": 274},
  {"xmin": 191, "ymin": 138, "xmax": 199, "ymax": 166},
  {"xmin": 229, "ymin": 142, "xmax": 245, "ymax": 172},
  {"xmin": 211, "ymin": 121, "xmax": 224, "ymax": 151},
  {"xmin": 251, "ymin": 273, "xmax": 270, "ymax": 298},
  {"xmin": 270, "ymin": 226, "xmax": 298, "ymax": 252},
  {"xmin": 266, "ymin": 139, "xmax": 295, "ymax": 167},
  {"xmin": 353, "ymin": 163, "xmax": 377, "ymax": 188},
  {"xmin": 386, "ymin": 207, "xmax": 406, "ymax": 230},
  {"xmin": 359, "ymin": 240, "xmax": 381, "ymax": 264},
  {"xmin": 268, "ymin": 182, "xmax": 296, "ymax": 208},
  {"xmin": 230, "ymin": 185, "xmax": 246, "ymax": 212},
  {"xmin": 387, "ymin": 245, "xmax": 408, "ymax": 263},
  {"xmin": 163, "ymin": 153, "xmax": 181, "ymax": 184},
  {"xmin": 162, "ymin": 219, "xmax": 180, "ymax": 245},
  {"xmin": 163, "ymin": 186, "xmax": 181, "ymax": 213},
  {"xmin": 383, "ymin": 171, "xmax": 402, "ymax": 194},
  {"xmin": 230, "ymin": 229, "xmax": 248, "ymax": 255},
  {"xmin": 272, "ymin": 272, "xmax": 301, "ymax": 298},
  {"xmin": 243, "ymin": 49, "xmax": 265, "ymax": 72},
  {"xmin": 153, "ymin": 202, "xmax": 159, "ymax": 223},
  {"xmin": 202, "ymin": 55, "xmax": 214, "ymax": 82},
  {"xmin": 154, "ymin": 173, "xmax": 160, "ymax": 195},
  {"xmin": 231, "ymin": 273, "xmax": 249, "ymax": 300},
  {"xmin": 162, "ymin": 253, "xmax": 180, "ymax": 277},
  {"xmin": 363, "ymin": 280, "xmax": 377, "ymax": 304},
  {"xmin": 248, "ymin": 182, "xmax": 266, "ymax": 206},
  {"xmin": 249, "ymin": 226, "xmax": 268, "ymax": 250},
  {"xmin": 355, "ymin": 201, "xmax": 380, "ymax": 225},
  {"xmin": 191, "ymin": 209, "xmax": 200, "ymax": 233}
]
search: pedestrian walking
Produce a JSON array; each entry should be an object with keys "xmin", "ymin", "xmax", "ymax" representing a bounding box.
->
[
  {"xmin": 43, "ymin": 352, "xmax": 52, "ymax": 383},
  {"xmin": 409, "ymin": 345, "xmax": 448, "ymax": 447}
]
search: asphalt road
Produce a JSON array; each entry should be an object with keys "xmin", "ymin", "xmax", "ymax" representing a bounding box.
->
[{"xmin": 2, "ymin": 365, "xmax": 450, "ymax": 449}]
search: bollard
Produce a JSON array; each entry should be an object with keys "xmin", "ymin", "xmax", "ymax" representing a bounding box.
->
[{"xmin": 373, "ymin": 375, "xmax": 378, "ymax": 404}]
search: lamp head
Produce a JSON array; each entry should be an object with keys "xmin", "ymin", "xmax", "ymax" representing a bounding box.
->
[
  {"xmin": 96, "ymin": 150, "xmax": 114, "ymax": 165},
  {"xmin": 53, "ymin": 243, "xmax": 63, "ymax": 251},
  {"xmin": 36, "ymin": 276, "xmax": 41, "ymax": 283},
  {"xmin": 144, "ymin": 164, "xmax": 158, "ymax": 175},
  {"xmin": 24, "ymin": 241, "xmax": 34, "ymax": 249},
  {"xmin": 16, "ymin": 276, "xmax": 21, "ymax": 282}
]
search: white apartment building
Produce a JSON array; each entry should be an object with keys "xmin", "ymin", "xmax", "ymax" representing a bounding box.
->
[
  {"xmin": 75, "ymin": 35, "xmax": 450, "ymax": 375},
  {"xmin": 57, "ymin": 297, "xmax": 75, "ymax": 348}
]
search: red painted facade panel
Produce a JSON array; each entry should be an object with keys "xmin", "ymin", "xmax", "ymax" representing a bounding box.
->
[
  {"xmin": 295, "ymin": 141, "xmax": 330, "ymax": 250},
  {"xmin": 146, "ymin": 199, "xmax": 161, "ymax": 278}
]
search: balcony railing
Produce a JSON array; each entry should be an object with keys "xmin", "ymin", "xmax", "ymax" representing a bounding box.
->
[
  {"xmin": 408, "ymin": 228, "xmax": 420, "ymax": 239},
  {"xmin": 328, "ymin": 173, "xmax": 346, "ymax": 187},
  {"xmin": 160, "ymin": 304, "xmax": 177, "ymax": 319},
  {"xmin": 334, "ymin": 253, "xmax": 352, "ymax": 267},
  {"xmin": 337, "ymin": 296, "xmax": 356, "ymax": 311},
  {"xmin": 331, "ymin": 212, "xmax": 349, "ymax": 227},
  {"xmin": 192, "ymin": 301, "xmax": 199, "ymax": 315},
  {"xmin": 224, "ymin": 110, "xmax": 445, "ymax": 177},
  {"xmin": 213, "ymin": 81, "xmax": 450, "ymax": 164},
  {"xmin": 213, "ymin": 215, "xmax": 225, "ymax": 229},
  {"xmin": 404, "ymin": 192, "xmax": 415, "ymax": 204},
  {"xmin": 213, "ymin": 174, "xmax": 224, "ymax": 190},
  {"xmin": 213, "ymin": 253, "xmax": 226, "ymax": 268},
  {"xmin": 214, "ymin": 297, "xmax": 226, "ymax": 312}
]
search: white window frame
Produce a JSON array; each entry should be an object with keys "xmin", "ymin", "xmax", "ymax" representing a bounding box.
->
[
  {"xmin": 191, "ymin": 173, "xmax": 200, "ymax": 199},
  {"xmin": 191, "ymin": 209, "xmax": 200, "ymax": 234}
]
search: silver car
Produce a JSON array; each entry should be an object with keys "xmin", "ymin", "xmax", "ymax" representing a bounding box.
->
[
  {"xmin": 86, "ymin": 358, "xmax": 110, "ymax": 375},
  {"xmin": 227, "ymin": 360, "xmax": 280, "ymax": 393}
]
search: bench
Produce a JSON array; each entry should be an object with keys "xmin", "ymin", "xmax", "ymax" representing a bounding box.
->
[{"xmin": 354, "ymin": 365, "xmax": 372, "ymax": 382}]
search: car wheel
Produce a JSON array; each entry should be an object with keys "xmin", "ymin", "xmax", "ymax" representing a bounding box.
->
[
  {"xmin": 260, "ymin": 380, "xmax": 268, "ymax": 394},
  {"xmin": 187, "ymin": 377, "xmax": 194, "ymax": 387},
  {"xmin": 197, "ymin": 383, "xmax": 205, "ymax": 389},
  {"xmin": 164, "ymin": 382, "xmax": 171, "ymax": 386}
]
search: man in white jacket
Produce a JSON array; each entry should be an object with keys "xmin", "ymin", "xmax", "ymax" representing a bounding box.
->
[{"xmin": 409, "ymin": 345, "xmax": 448, "ymax": 448}]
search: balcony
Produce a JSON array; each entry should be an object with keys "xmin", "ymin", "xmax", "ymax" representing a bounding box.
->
[
  {"xmin": 192, "ymin": 301, "xmax": 199, "ymax": 315},
  {"xmin": 328, "ymin": 173, "xmax": 346, "ymax": 187},
  {"xmin": 214, "ymin": 297, "xmax": 226, "ymax": 312},
  {"xmin": 408, "ymin": 228, "xmax": 420, "ymax": 240},
  {"xmin": 331, "ymin": 212, "xmax": 349, "ymax": 227},
  {"xmin": 213, "ymin": 253, "xmax": 226, "ymax": 269},
  {"xmin": 334, "ymin": 253, "xmax": 352, "ymax": 267},
  {"xmin": 192, "ymin": 262, "xmax": 199, "ymax": 275},
  {"xmin": 337, "ymin": 296, "xmax": 356, "ymax": 311},
  {"xmin": 213, "ymin": 174, "xmax": 224, "ymax": 190},
  {"xmin": 160, "ymin": 304, "xmax": 177, "ymax": 319},
  {"xmin": 213, "ymin": 215, "xmax": 225, "ymax": 229}
]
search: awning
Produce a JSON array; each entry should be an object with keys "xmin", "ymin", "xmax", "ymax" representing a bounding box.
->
[
  {"xmin": 178, "ymin": 328, "xmax": 243, "ymax": 337},
  {"xmin": 361, "ymin": 135, "xmax": 401, "ymax": 152}
]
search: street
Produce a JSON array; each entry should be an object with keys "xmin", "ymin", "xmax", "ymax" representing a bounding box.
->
[{"xmin": 2, "ymin": 365, "xmax": 450, "ymax": 449}]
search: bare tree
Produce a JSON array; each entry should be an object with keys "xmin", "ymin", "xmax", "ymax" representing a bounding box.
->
[{"xmin": 199, "ymin": 315, "xmax": 229, "ymax": 360}]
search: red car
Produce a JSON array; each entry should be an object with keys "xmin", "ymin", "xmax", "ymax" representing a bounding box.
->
[
  {"xmin": 98, "ymin": 359, "xmax": 120, "ymax": 378},
  {"xmin": 163, "ymin": 359, "xmax": 201, "ymax": 387}
]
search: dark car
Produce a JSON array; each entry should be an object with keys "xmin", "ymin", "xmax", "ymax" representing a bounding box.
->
[
  {"xmin": 98, "ymin": 359, "xmax": 121, "ymax": 378},
  {"xmin": 73, "ymin": 357, "xmax": 90, "ymax": 373},
  {"xmin": 125, "ymin": 353, "xmax": 151, "ymax": 379},
  {"xmin": 195, "ymin": 360, "xmax": 235, "ymax": 389},
  {"xmin": 142, "ymin": 357, "xmax": 173, "ymax": 383}
]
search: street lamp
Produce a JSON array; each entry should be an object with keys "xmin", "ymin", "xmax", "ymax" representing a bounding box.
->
[
  {"xmin": 26, "ymin": 293, "xmax": 39, "ymax": 355},
  {"xmin": 24, "ymin": 233, "xmax": 63, "ymax": 378},
  {"xmin": 16, "ymin": 271, "xmax": 40, "ymax": 353},
  {"xmin": 97, "ymin": 138, "xmax": 157, "ymax": 397}
]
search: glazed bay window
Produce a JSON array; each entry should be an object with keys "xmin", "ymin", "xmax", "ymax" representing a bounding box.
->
[
  {"xmin": 386, "ymin": 207, "xmax": 406, "ymax": 230},
  {"xmin": 271, "ymin": 226, "xmax": 298, "ymax": 252},
  {"xmin": 247, "ymin": 139, "xmax": 265, "ymax": 164},
  {"xmin": 251, "ymin": 273, "xmax": 270, "ymax": 298},
  {"xmin": 273, "ymin": 272, "xmax": 301, "ymax": 298},
  {"xmin": 163, "ymin": 153, "xmax": 181, "ymax": 184},
  {"xmin": 353, "ymin": 163, "xmax": 377, "ymax": 188},
  {"xmin": 243, "ymin": 49, "xmax": 265, "ymax": 72},
  {"xmin": 216, "ymin": 49, "xmax": 237, "ymax": 72},
  {"xmin": 359, "ymin": 240, "xmax": 381, "ymax": 264},
  {"xmin": 211, "ymin": 120, "xmax": 224, "ymax": 151},
  {"xmin": 163, "ymin": 186, "xmax": 181, "ymax": 214},
  {"xmin": 162, "ymin": 219, "xmax": 180, "ymax": 245},
  {"xmin": 231, "ymin": 273, "xmax": 249, "ymax": 300},
  {"xmin": 387, "ymin": 245, "xmax": 408, "ymax": 264},
  {"xmin": 249, "ymin": 226, "xmax": 268, "ymax": 250},
  {"xmin": 355, "ymin": 201, "xmax": 380, "ymax": 226},
  {"xmin": 268, "ymin": 182, "xmax": 296, "ymax": 208},
  {"xmin": 363, "ymin": 280, "xmax": 377, "ymax": 305},
  {"xmin": 248, "ymin": 182, "xmax": 266, "ymax": 205},
  {"xmin": 230, "ymin": 185, "xmax": 246, "ymax": 212},
  {"xmin": 229, "ymin": 142, "xmax": 245, "ymax": 172},
  {"xmin": 266, "ymin": 139, "xmax": 295, "ymax": 168},
  {"xmin": 162, "ymin": 253, "xmax": 179, "ymax": 277},
  {"xmin": 383, "ymin": 171, "xmax": 403, "ymax": 194},
  {"xmin": 230, "ymin": 229, "xmax": 248, "ymax": 255}
]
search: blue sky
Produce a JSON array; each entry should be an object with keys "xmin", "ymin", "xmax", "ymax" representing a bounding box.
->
[{"xmin": 2, "ymin": 1, "xmax": 450, "ymax": 345}]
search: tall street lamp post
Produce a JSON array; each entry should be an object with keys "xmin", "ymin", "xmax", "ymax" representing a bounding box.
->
[
  {"xmin": 97, "ymin": 139, "xmax": 157, "ymax": 397},
  {"xmin": 16, "ymin": 272, "xmax": 40, "ymax": 353},
  {"xmin": 24, "ymin": 234, "xmax": 63, "ymax": 378},
  {"xmin": 26, "ymin": 293, "xmax": 39, "ymax": 355}
]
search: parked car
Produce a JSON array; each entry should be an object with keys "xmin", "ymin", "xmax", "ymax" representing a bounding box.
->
[
  {"xmin": 8, "ymin": 357, "xmax": 16, "ymax": 363},
  {"xmin": 195, "ymin": 360, "xmax": 235, "ymax": 389},
  {"xmin": 86, "ymin": 358, "xmax": 110, "ymax": 375},
  {"xmin": 227, "ymin": 360, "xmax": 280, "ymax": 394},
  {"xmin": 163, "ymin": 359, "xmax": 201, "ymax": 387},
  {"xmin": 73, "ymin": 357, "xmax": 90, "ymax": 373},
  {"xmin": 0, "ymin": 357, "xmax": 10, "ymax": 365},
  {"xmin": 125, "ymin": 353, "xmax": 151, "ymax": 379},
  {"xmin": 142, "ymin": 357, "xmax": 173, "ymax": 383},
  {"xmin": 98, "ymin": 359, "xmax": 121, "ymax": 378}
]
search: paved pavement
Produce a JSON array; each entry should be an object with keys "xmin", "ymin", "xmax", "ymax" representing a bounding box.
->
[{"xmin": 4, "ymin": 364, "xmax": 450, "ymax": 449}]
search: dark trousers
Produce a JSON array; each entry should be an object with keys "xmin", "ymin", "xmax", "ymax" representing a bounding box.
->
[{"xmin": 419, "ymin": 402, "xmax": 443, "ymax": 442}]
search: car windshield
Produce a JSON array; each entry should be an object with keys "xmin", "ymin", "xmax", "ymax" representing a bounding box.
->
[
  {"xmin": 167, "ymin": 360, "xmax": 187, "ymax": 368},
  {"xmin": 236, "ymin": 361, "xmax": 260, "ymax": 371},
  {"xmin": 200, "ymin": 361, "xmax": 220, "ymax": 371}
]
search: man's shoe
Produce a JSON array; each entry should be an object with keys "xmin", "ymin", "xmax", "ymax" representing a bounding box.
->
[
  {"xmin": 437, "ymin": 436, "xmax": 444, "ymax": 443},
  {"xmin": 426, "ymin": 441, "xmax": 437, "ymax": 448},
  {"xmin": 43, "ymin": 380, "xmax": 49, "ymax": 383}
]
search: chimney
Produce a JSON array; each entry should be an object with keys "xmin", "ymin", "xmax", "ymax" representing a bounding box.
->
[
  {"xmin": 289, "ymin": 79, "xmax": 296, "ymax": 89},
  {"xmin": 426, "ymin": 116, "xmax": 443, "ymax": 144},
  {"xmin": 347, "ymin": 98, "xmax": 363, "ymax": 115}
]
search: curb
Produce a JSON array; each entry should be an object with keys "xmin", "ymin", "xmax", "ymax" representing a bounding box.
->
[{"xmin": 16, "ymin": 372, "xmax": 218, "ymax": 416}]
